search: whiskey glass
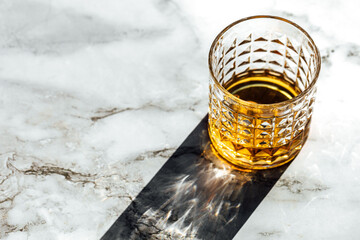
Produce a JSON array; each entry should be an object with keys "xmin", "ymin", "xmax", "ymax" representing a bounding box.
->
[{"xmin": 208, "ymin": 16, "xmax": 321, "ymax": 170}]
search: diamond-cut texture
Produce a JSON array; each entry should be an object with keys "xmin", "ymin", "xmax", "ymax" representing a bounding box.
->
[
  {"xmin": 209, "ymin": 77, "xmax": 316, "ymax": 150},
  {"xmin": 209, "ymin": 23, "xmax": 319, "ymax": 166},
  {"xmin": 211, "ymin": 32, "xmax": 318, "ymax": 93}
]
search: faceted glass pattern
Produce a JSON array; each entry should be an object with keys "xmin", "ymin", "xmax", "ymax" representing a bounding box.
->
[{"xmin": 208, "ymin": 16, "xmax": 321, "ymax": 169}]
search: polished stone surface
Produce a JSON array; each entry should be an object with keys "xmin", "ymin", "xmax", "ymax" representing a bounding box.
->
[
  {"xmin": 101, "ymin": 117, "xmax": 291, "ymax": 240},
  {"xmin": 0, "ymin": 0, "xmax": 359, "ymax": 239}
]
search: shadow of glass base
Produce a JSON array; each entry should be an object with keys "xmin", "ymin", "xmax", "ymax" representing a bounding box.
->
[{"xmin": 101, "ymin": 115, "xmax": 291, "ymax": 240}]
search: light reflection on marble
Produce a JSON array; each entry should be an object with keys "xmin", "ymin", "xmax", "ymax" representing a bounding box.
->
[
  {"xmin": 129, "ymin": 148, "xmax": 249, "ymax": 240},
  {"xmin": 0, "ymin": 0, "xmax": 359, "ymax": 239}
]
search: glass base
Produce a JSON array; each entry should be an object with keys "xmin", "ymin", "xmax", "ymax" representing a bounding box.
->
[{"xmin": 208, "ymin": 127, "xmax": 308, "ymax": 170}]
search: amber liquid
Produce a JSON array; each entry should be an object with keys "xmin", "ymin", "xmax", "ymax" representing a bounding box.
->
[
  {"xmin": 225, "ymin": 73, "xmax": 299, "ymax": 104},
  {"xmin": 209, "ymin": 70, "xmax": 308, "ymax": 169}
]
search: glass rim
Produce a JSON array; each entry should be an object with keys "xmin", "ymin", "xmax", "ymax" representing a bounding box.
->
[{"xmin": 208, "ymin": 15, "xmax": 321, "ymax": 108}]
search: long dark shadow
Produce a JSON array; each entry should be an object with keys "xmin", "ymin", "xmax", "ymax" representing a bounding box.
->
[{"xmin": 101, "ymin": 115, "xmax": 290, "ymax": 240}]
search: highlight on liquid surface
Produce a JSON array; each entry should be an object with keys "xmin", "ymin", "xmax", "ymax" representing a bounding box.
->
[{"xmin": 224, "ymin": 71, "xmax": 301, "ymax": 104}]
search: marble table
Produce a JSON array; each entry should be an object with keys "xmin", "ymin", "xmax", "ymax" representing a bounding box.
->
[{"xmin": 1, "ymin": 0, "xmax": 359, "ymax": 239}]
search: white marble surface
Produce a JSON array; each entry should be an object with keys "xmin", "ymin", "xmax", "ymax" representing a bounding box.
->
[{"xmin": 0, "ymin": 0, "xmax": 359, "ymax": 239}]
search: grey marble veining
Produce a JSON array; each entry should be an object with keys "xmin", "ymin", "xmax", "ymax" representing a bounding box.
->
[{"xmin": 0, "ymin": 0, "xmax": 359, "ymax": 239}]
